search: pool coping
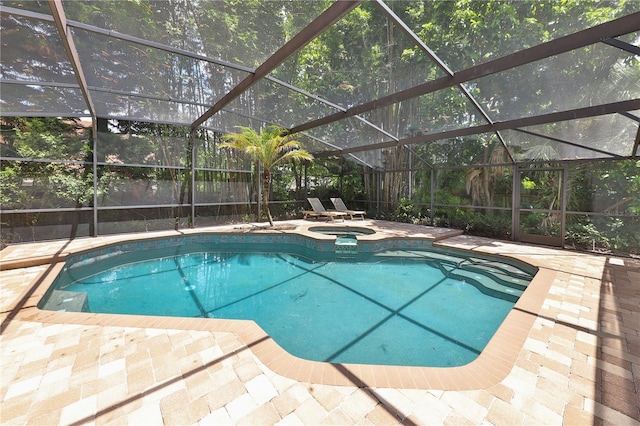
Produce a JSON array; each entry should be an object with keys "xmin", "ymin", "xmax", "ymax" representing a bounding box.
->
[{"xmin": 5, "ymin": 221, "xmax": 553, "ymax": 390}]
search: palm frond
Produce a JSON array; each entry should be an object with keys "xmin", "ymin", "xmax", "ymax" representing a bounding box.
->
[{"xmin": 219, "ymin": 125, "xmax": 313, "ymax": 225}]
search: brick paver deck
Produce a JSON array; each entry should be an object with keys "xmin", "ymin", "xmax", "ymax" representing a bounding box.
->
[{"xmin": 1, "ymin": 220, "xmax": 638, "ymax": 425}]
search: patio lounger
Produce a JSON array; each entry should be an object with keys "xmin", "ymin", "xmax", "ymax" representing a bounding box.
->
[
  {"xmin": 303, "ymin": 198, "xmax": 347, "ymax": 221},
  {"xmin": 330, "ymin": 197, "xmax": 366, "ymax": 220}
]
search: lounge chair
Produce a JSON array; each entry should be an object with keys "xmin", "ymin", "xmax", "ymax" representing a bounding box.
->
[
  {"xmin": 303, "ymin": 198, "xmax": 347, "ymax": 221},
  {"xmin": 330, "ymin": 197, "xmax": 366, "ymax": 220}
]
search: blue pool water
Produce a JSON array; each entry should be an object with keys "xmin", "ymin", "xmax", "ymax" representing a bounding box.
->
[{"xmin": 40, "ymin": 235, "xmax": 535, "ymax": 367}]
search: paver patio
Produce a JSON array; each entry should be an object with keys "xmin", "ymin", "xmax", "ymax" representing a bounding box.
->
[{"xmin": 1, "ymin": 221, "xmax": 638, "ymax": 425}]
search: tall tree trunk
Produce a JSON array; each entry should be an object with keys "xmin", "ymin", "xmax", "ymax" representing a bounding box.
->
[
  {"xmin": 292, "ymin": 161, "xmax": 303, "ymax": 201},
  {"xmin": 254, "ymin": 159, "xmax": 260, "ymax": 221},
  {"xmin": 262, "ymin": 169, "xmax": 274, "ymax": 226}
]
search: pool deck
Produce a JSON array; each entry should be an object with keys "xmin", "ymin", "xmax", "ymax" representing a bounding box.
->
[{"xmin": 1, "ymin": 220, "xmax": 639, "ymax": 425}]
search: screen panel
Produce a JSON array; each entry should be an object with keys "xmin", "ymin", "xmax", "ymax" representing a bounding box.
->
[
  {"xmin": 272, "ymin": 2, "xmax": 447, "ymax": 110},
  {"xmin": 471, "ymin": 43, "xmax": 640, "ymax": 123},
  {"xmin": 0, "ymin": 14, "xmax": 77, "ymax": 84},
  {"xmin": 303, "ymin": 116, "xmax": 395, "ymax": 151},
  {"xmin": 0, "ymin": 83, "xmax": 89, "ymax": 116},
  {"xmin": 61, "ymin": 0, "xmax": 330, "ymax": 68},
  {"xmin": 387, "ymin": 0, "xmax": 640, "ymax": 72}
]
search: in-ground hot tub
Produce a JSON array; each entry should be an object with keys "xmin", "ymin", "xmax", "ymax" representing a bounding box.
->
[{"xmin": 307, "ymin": 225, "xmax": 376, "ymax": 236}]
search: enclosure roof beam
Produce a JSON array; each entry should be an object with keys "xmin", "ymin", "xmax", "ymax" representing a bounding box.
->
[
  {"xmin": 191, "ymin": 0, "xmax": 363, "ymax": 130},
  {"xmin": 298, "ymin": 133, "xmax": 379, "ymax": 169},
  {"xmin": 344, "ymin": 154, "xmax": 377, "ymax": 170},
  {"xmin": 0, "ymin": 6, "xmax": 50, "ymax": 20},
  {"xmin": 47, "ymin": 0, "xmax": 95, "ymax": 118},
  {"xmin": 315, "ymin": 99, "xmax": 640, "ymax": 157},
  {"xmin": 292, "ymin": 12, "xmax": 640, "ymax": 135},
  {"xmin": 514, "ymin": 129, "xmax": 621, "ymax": 158},
  {"xmin": 621, "ymin": 111, "xmax": 640, "ymax": 123},
  {"xmin": 603, "ymin": 37, "xmax": 640, "ymax": 56}
]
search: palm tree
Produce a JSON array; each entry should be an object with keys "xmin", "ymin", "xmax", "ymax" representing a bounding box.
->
[{"xmin": 220, "ymin": 125, "xmax": 313, "ymax": 226}]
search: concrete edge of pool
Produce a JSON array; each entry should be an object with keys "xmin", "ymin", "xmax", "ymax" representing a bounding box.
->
[{"xmin": 3, "ymin": 220, "xmax": 553, "ymax": 390}]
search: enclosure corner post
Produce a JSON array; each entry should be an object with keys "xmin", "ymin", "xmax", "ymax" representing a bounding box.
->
[
  {"xmin": 512, "ymin": 165, "xmax": 519, "ymax": 241},
  {"xmin": 190, "ymin": 130, "xmax": 196, "ymax": 228},
  {"xmin": 92, "ymin": 118, "xmax": 98, "ymax": 237}
]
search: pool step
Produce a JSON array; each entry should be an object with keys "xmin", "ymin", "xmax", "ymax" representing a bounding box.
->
[
  {"xmin": 461, "ymin": 263, "xmax": 531, "ymax": 290},
  {"xmin": 335, "ymin": 235, "xmax": 358, "ymax": 256},
  {"xmin": 40, "ymin": 289, "xmax": 89, "ymax": 312},
  {"xmin": 438, "ymin": 263, "xmax": 524, "ymax": 302},
  {"xmin": 404, "ymin": 251, "xmax": 532, "ymax": 301},
  {"xmin": 403, "ymin": 249, "xmax": 533, "ymax": 290}
]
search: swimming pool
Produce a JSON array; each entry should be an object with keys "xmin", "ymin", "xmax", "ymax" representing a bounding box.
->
[{"xmin": 39, "ymin": 234, "xmax": 536, "ymax": 367}]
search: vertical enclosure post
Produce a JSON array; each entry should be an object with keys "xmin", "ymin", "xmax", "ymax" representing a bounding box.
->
[
  {"xmin": 561, "ymin": 162, "xmax": 568, "ymax": 247},
  {"xmin": 512, "ymin": 165, "xmax": 520, "ymax": 241},
  {"xmin": 430, "ymin": 169, "xmax": 435, "ymax": 226},
  {"xmin": 190, "ymin": 130, "xmax": 196, "ymax": 228},
  {"xmin": 92, "ymin": 119, "xmax": 98, "ymax": 237}
]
